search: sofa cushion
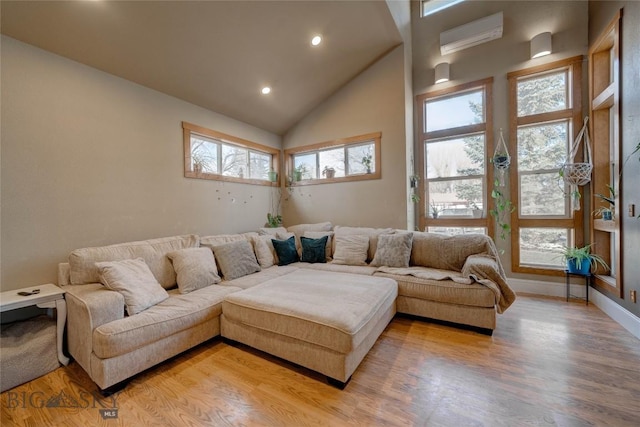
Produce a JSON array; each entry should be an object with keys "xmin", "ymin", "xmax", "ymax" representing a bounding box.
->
[
  {"xmin": 410, "ymin": 232, "xmax": 494, "ymax": 272},
  {"xmin": 69, "ymin": 235, "xmax": 199, "ymax": 288},
  {"xmin": 297, "ymin": 262, "xmax": 379, "ymax": 276},
  {"xmin": 370, "ymin": 232, "xmax": 413, "ymax": 268},
  {"xmin": 199, "ymin": 233, "xmax": 255, "ymax": 247},
  {"xmin": 303, "ymin": 231, "xmax": 334, "ymax": 261},
  {"xmin": 167, "ymin": 247, "xmax": 221, "ymax": 294},
  {"xmin": 271, "ymin": 236, "xmax": 300, "ymax": 266},
  {"xmin": 258, "ymin": 227, "xmax": 287, "ymax": 236},
  {"xmin": 374, "ymin": 271, "xmax": 495, "ymax": 308},
  {"xmin": 287, "ymin": 222, "xmax": 332, "ymax": 253},
  {"xmin": 333, "ymin": 226, "xmax": 394, "ymax": 261},
  {"xmin": 251, "ymin": 235, "xmax": 277, "ymax": 268},
  {"xmin": 332, "ymin": 235, "xmax": 369, "ymax": 266},
  {"xmin": 92, "ymin": 284, "xmax": 241, "ymax": 359},
  {"xmin": 219, "ymin": 265, "xmax": 299, "ymax": 290},
  {"xmin": 300, "ymin": 236, "xmax": 328, "ymax": 264},
  {"xmin": 286, "ymin": 222, "xmax": 333, "ymax": 235},
  {"xmin": 96, "ymin": 258, "xmax": 169, "ymax": 315},
  {"xmin": 211, "ymin": 240, "xmax": 261, "ymax": 281}
]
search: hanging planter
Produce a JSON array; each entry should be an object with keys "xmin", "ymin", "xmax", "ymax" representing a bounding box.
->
[
  {"xmin": 491, "ymin": 128, "xmax": 511, "ymax": 187},
  {"xmin": 559, "ymin": 117, "xmax": 592, "ymax": 212}
]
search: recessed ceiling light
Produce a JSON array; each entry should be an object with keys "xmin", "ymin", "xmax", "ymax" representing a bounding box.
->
[
  {"xmin": 311, "ymin": 35, "xmax": 322, "ymax": 46},
  {"xmin": 261, "ymin": 87, "xmax": 271, "ymax": 95}
]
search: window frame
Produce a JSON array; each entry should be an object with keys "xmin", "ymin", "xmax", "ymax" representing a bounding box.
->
[
  {"xmin": 182, "ymin": 121, "xmax": 280, "ymax": 186},
  {"xmin": 507, "ymin": 56, "xmax": 584, "ymax": 276},
  {"xmin": 284, "ymin": 132, "xmax": 382, "ymax": 186},
  {"xmin": 416, "ymin": 78, "xmax": 494, "ymax": 235}
]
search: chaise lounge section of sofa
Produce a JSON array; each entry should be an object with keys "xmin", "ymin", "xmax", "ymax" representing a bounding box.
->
[{"xmin": 59, "ymin": 223, "xmax": 515, "ymax": 390}]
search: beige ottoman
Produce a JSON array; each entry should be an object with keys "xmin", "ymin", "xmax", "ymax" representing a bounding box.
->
[{"xmin": 221, "ymin": 269, "xmax": 397, "ymax": 387}]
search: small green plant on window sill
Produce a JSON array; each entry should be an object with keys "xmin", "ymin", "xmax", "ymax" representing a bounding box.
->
[
  {"xmin": 410, "ymin": 193, "xmax": 420, "ymax": 204},
  {"xmin": 362, "ymin": 155, "xmax": 373, "ymax": 174},
  {"xmin": 489, "ymin": 180, "xmax": 515, "ymax": 241},
  {"xmin": 429, "ymin": 200, "xmax": 441, "ymax": 219},
  {"xmin": 293, "ymin": 164, "xmax": 309, "ymax": 181},
  {"xmin": 594, "ymin": 184, "xmax": 615, "ymax": 220}
]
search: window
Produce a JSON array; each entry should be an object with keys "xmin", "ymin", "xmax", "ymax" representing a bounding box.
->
[
  {"xmin": 507, "ymin": 57, "xmax": 583, "ymax": 274},
  {"xmin": 421, "ymin": 0, "xmax": 465, "ymax": 17},
  {"xmin": 284, "ymin": 132, "xmax": 381, "ymax": 186},
  {"xmin": 182, "ymin": 122, "xmax": 279, "ymax": 186},
  {"xmin": 416, "ymin": 78, "xmax": 493, "ymax": 235}
]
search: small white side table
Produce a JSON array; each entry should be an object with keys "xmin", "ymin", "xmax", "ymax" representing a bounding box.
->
[{"xmin": 0, "ymin": 283, "xmax": 70, "ymax": 366}]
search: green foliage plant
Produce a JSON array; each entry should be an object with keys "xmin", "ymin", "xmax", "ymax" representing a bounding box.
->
[
  {"xmin": 362, "ymin": 155, "xmax": 372, "ymax": 173},
  {"xmin": 560, "ymin": 244, "xmax": 609, "ymax": 273},
  {"xmin": 293, "ymin": 164, "xmax": 308, "ymax": 181},
  {"xmin": 489, "ymin": 179, "xmax": 515, "ymax": 241},
  {"xmin": 266, "ymin": 213, "xmax": 283, "ymax": 228}
]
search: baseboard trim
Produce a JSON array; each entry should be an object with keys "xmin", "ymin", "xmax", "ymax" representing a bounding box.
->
[
  {"xmin": 508, "ymin": 277, "xmax": 585, "ymax": 299},
  {"xmin": 507, "ymin": 277, "xmax": 640, "ymax": 340},
  {"xmin": 590, "ymin": 288, "xmax": 640, "ymax": 340}
]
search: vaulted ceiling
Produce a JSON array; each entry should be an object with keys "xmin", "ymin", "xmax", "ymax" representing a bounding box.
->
[{"xmin": 1, "ymin": 0, "xmax": 403, "ymax": 135}]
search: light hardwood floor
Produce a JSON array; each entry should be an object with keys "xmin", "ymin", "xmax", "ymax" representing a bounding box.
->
[{"xmin": 2, "ymin": 295, "xmax": 640, "ymax": 426}]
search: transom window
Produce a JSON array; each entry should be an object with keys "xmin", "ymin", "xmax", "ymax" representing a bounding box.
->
[
  {"xmin": 507, "ymin": 57, "xmax": 583, "ymax": 274},
  {"xmin": 416, "ymin": 78, "xmax": 493, "ymax": 235},
  {"xmin": 182, "ymin": 122, "xmax": 279, "ymax": 186},
  {"xmin": 285, "ymin": 132, "xmax": 381, "ymax": 186}
]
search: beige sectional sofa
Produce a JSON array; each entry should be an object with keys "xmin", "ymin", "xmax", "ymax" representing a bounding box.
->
[{"xmin": 59, "ymin": 223, "xmax": 515, "ymax": 390}]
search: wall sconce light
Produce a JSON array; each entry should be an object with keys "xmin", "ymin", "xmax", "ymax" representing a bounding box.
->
[
  {"xmin": 435, "ymin": 62, "xmax": 450, "ymax": 84},
  {"xmin": 530, "ymin": 32, "xmax": 552, "ymax": 59}
]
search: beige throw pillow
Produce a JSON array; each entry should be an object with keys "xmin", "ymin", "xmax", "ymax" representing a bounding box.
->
[
  {"xmin": 332, "ymin": 235, "xmax": 370, "ymax": 266},
  {"xmin": 251, "ymin": 235, "xmax": 278, "ymax": 268},
  {"xmin": 370, "ymin": 233, "xmax": 414, "ymax": 267},
  {"xmin": 96, "ymin": 258, "xmax": 169, "ymax": 315},
  {"xmin": 212, "ymin": 240, "xmax": 261, "ymax": 281},
  {"xmin": 167, "ymin": 247, "xmax": 221, "ymax": 294}
]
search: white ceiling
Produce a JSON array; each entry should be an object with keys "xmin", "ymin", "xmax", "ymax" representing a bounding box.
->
[{"xmin": 0, "ymin": 0, "xmax": 403, "ymax": 135}]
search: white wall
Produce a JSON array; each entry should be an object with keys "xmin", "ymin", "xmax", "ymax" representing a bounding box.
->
[
  {"xmin": 0, "ymin": 36, "xmax": 281, "ymax": 290},
  {"xmin": 282, "ymin": 45, "xmax": 408, "ymax": 229}
]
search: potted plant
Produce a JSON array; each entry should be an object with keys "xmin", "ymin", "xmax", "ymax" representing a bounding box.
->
[
  {"xmin": 293, "ymin": 164, "xmax": 308, "ymax": 181},
  {"xmin": 362, "ymin": 154, "xmax": 372, "ymax": 174},
  {"xmin": 410, "ymin": 174, "xmax": 420, "ymax": 188},
  {"xmin": 191, "ymin": 152, "xmax": 208, "ymax": 174},
  {"xmin": 322, "ymin": 166, "xmax": 336, "ymax": 179},
  {"xmin": 594, "ymin": 184, "xmax": 615, "ymax": 220},
  {"xmin": 470, "ymin": 201, "xmax": 483, "ymax": 218},
  {"xmin": 268, "ymin": 169, "xmax": 278, "ymax": 182},
  {"xmin": 560, "ymin": 244, "xmax": 609, "ymax": 275},
  {"xmin": 266, "ymin": 213, "xmax": 283, "ymax": 228},
  {"xmin": 430, "ymin": 200, "xmax": 441, "ymax": 219}
]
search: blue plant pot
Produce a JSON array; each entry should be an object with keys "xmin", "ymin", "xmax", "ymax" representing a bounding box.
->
[{"xmin": 567, "ymin": 258, "xmax": 590, "ymax": 275}]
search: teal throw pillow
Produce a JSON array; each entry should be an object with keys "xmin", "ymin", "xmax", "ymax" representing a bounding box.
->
[
  {"xmin": 271, "ymin": 236, "xmax": 299, "ymax": 266},
  {"xmin": 301, "ymin": 236, "xmax": 328, "ymax": 264}
]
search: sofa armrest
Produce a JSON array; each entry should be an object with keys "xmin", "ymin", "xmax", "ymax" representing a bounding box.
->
[
  {"xmin": 462, "ymin": 254, "xmax": 516, "ymax": 313},
  {"xmin": 64, "ymin": 284, "xmax": 125, "ymax": 372}
]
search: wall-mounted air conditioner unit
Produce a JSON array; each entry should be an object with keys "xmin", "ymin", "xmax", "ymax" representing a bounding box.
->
[{"xmin": 440, "ymin": 12, "xmax": 503, "ymax": 55}]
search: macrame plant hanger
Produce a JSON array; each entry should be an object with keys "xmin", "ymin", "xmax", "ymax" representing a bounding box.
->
[
  {"xmin": 561, "ymin": 116, "xmax": 592, "ymax": 211},
  {"xmin": 493, "ymin": 128, "xmax": 510, "ymax": 187}
]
